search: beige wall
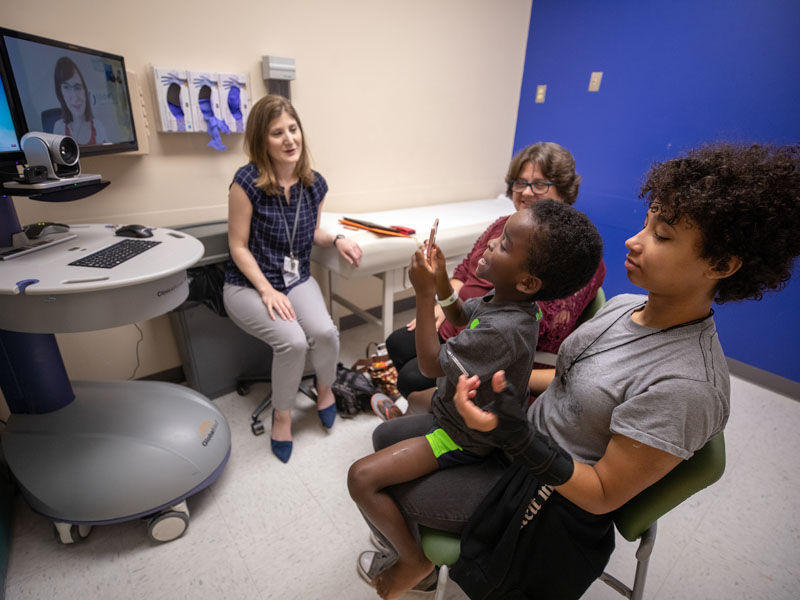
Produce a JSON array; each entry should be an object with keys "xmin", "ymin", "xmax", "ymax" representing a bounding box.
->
[{"xmin": 3, "ymin": 0, "xmax": 531, "ymax": 386}]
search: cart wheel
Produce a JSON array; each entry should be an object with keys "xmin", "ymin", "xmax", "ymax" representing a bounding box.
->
[
  {"xmin": 148, "ymin": 511, "xmax": 189, "ymax": 543},
  {"xmin": 236, "ymin": 383, "xmax": 250, "ymax": 396},
  {"xmin": 251, "ymin": 419, "xmax": 265, "ymax": 436},
  {"xmin": 54, "ymin": 522, "xmax": 92, "ymax": 544}
]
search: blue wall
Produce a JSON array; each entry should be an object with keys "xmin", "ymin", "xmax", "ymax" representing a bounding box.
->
[{"xmin": 514, "ymin": 0, "xmax": 800, "ymax": 383}]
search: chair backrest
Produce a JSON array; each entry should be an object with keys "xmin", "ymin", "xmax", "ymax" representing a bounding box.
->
[
  {"xmin": 40, "ymin": 108, "xmax": 62, "ymax": 133},
  {"xmin": 576, "ymin": 286, "xmax": 606, "ymax": 327},
  {"xmin": 613, "ymin": 433, "xmax": 726, "ymax": 542}
]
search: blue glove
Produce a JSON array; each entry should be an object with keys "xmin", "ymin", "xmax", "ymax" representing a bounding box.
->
[
  {"xmin": 223, "ymin": 78, "xmax": 245, "ymax": 133},
  {"xmin": 194, "ymin": 77, "xmax": 230, "ymax": 151},
  {"xmin": 165, "ymin": 81, "xmax": 186, "ymax": 132}
]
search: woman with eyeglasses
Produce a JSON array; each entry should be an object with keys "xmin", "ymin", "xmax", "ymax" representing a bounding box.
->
[
  {"xmin": 52, "ymin": 56, "xmax": 108, "ymax": 146},
  {"xmin": 380, "ymin": 142, "xmax": 605, "ymax": 412}
]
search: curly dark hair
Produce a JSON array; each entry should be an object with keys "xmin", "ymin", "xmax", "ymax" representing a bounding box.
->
[
  {"xmin": 640, "ymin": 143, "xmax": 800, "ymax": 303},
  {"xmin": 523, "ymin": 199, "xmax": 603, "ymax": 301}
]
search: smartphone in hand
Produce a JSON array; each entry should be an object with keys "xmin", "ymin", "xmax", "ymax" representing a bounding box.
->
[{"xmin": 426, "ymin": 218, "xmax": 439, "ymax": 264}]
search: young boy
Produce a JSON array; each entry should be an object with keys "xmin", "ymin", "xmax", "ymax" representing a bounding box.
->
[{"xmin": 348, "ymin": 199, "xmax": 603, "ymax": 600}]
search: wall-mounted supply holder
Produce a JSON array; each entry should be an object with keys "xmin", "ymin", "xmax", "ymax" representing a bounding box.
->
[
  {"xmin": 151, "ymin": 67, "xmax": 195, "ymax": 132},
  {"xmin": 187, "ymin": 72, "xmax": 223, "ymax": 134},
  {"xmin": 124, "ymin": 70, "xmax": 150, "ymax": 155},
  {"xmin": 217, "ymin": 72, "xmax": 252, "ymax": 134},
  {"xmin": 187, "ymin": 72, "xmax": 230, "ymax": 150},
  {"xmin": 262, "ymin": 56, "xmax": 295, "ymax": 99}
]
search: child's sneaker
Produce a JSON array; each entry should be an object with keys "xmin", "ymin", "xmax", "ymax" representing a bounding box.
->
[{"xmin": 371, "ymin": 393, "xmax": 398, "ymax": 421}]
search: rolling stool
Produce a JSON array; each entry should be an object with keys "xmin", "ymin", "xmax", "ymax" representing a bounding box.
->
[
  {"xmin": 235, "ymin": 373, "xmax": 318, "ymax": 436},
  {"xmin": 419, "ymin": 525, "xmax": 461, "ymax": 600}
]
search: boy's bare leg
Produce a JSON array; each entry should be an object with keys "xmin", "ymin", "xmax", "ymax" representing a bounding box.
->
[
  {"xmin": 405, "ymin": 387, "xmax": 435, "ymax": 416},
  {"xmin": 348, "ymin": 436, "xmax": 439, "ymax": 599}
]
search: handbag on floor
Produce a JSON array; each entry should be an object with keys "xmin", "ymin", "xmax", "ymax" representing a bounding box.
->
[
  {"xmin": 352, "ymin": 342, "xmax": 401, "ymax": 399},
  {"xmin": 331, "ymin": 362, "xmax": 379, "ymax": 418}
]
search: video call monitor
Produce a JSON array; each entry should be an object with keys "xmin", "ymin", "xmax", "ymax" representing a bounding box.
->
[
  {"xmin": 0, "ymin": 57, "xmax": 24, "ymax": 180},
  {"xmin": 0, "ymin": 74, "xmax": 18, "ymax": 154},
  {"xmin": 0, "ymin": 27, "xmax": 138, "ymax": 157}
]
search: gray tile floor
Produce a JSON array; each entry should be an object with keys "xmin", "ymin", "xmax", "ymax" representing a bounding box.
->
[{"xmin": 4, "ymin": 309, "xmax": 799, "ymax": 599}]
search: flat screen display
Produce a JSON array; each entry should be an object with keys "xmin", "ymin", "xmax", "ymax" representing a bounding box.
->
[
  {"xmin": 0, "ymin": 58, "xmax": 23, "ymax": 180},
  {"xmin": 0, "ymin": 73, "xmax": 19, "ymax": 154},
  {"xmin": 1, "ymin": 28, "xmax": 137, "ymax": 156}
]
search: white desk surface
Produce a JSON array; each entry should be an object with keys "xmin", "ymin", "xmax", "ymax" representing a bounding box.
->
[
  {"xmin": 312, "ymin": 195, "xmax": 514, "ymax": 278},
  {"xmin": 0, "ymin": 224, "xmax": 204, "ymax": 296}
]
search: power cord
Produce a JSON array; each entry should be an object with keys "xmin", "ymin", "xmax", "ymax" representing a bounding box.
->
[{"xmin": 129, "ymin": 323, "xmax": 144, "ymax": 380}]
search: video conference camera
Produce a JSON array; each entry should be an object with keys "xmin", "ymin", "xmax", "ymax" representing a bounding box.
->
[{"xmin": 20, "ymin": 132, "xmax": 81, "ymax": 180}]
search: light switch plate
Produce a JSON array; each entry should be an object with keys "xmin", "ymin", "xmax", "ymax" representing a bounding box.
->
[{"xmin": 588, "ymin": 71, "xmax": 603, "ymax": 92}]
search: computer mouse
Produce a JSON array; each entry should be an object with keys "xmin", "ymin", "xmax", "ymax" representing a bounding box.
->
[
  {"xmin": 115, "ymin": 224, "xmax": 154, "ymax": 238},
  {"xmin": 24, "ymin": 222, "xmax": 70, "ymax": 239}
]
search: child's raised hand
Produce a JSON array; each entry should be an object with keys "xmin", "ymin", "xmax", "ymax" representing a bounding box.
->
[
  {"xmin": 409, "ymin": 246, "xmax": 437, "ymax": 296},
  {"xmin": 428, "ymin": 242, "xmax": 447, "ymax": 275},
  {"xmin": 423, "ymin": 240, "xmax": 446, "ymax": 266}
]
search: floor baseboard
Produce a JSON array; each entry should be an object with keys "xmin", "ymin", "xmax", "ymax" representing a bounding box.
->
[
  {"xmin": 138, "ymin": 366, "xmax": 185, "ymax": 384},
  {"xmin": 727, "ymin": 358, "xmax": 799, "ymax": 401}
]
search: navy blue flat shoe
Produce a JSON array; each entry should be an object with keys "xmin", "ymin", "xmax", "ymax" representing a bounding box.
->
[
  {"xmin": 317, "ymin": 403, "xmax": 337, "ymax": 429},
  {"xmin": 271, "ymin": 410, "xmax": 292, "ymax": 463},
  {"xmin": 270, "ymin": 438, "xmax": 293, "ymax": 463}
]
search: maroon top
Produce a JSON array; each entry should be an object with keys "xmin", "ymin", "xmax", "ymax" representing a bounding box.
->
[{"xmin": 439, "ymin": 215, "xmax": 606, "ymax": 356}]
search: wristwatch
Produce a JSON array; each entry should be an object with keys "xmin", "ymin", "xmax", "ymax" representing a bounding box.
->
[{"xmin": 333, "ymin": 234, "xmax": 345, "ymax": 248}]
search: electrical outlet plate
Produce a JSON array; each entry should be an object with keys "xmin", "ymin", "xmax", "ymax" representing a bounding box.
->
[
  {"xmin": 535, "ymin": 84, "xmax": 547, "ymax": 104},
  {"xmin": 589, "ymin": 71, "xmax": 603, "ymax": 92}
]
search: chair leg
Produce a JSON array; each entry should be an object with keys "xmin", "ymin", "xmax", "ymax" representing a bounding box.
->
[
  {"xmin": 630, "ymin": 522, "xmax": 656, "ymax": 600},
  {"xmin": 250, "ymin": 392, "xmax": 272, "ymax": 436},
  {"xmin": 298, "ymin": 376, "xmax": 317, "ymax": 402},
  {"xmin": 434, "ymin": 564, "xmax": 449, "ymax": 600},
  {"xmin": 235, "ymin": 374, "xmax": 272, "ymax": 396},
  {"xmin": 598, "ymin": 521, "xmax": 657, "ymax": 599}
]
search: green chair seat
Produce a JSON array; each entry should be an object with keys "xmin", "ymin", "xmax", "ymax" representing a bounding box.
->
[
  {"xmin": 419, "ymin": 525, "xmax": 461, "ymax": 566},
  {"xmin": 613, "ymin": 433, "xmax": 725, "ymax": 542}
]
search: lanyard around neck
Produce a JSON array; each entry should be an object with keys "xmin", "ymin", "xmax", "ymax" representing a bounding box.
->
[
  {"xmin": 560, "ymin": 304, "xmax": 714, "ymax": 386},
  {"xmin": 277, "ymin": 183, "xmax": 304, "ymax": 258}
]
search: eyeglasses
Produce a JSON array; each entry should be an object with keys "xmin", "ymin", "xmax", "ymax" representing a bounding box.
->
[{"xmin": 511, "ymin": 179, "xmax": 555, "ymax": 194}]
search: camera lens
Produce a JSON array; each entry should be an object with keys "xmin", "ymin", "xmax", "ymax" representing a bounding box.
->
[{"xmin": 58, "ymin": 137, "xmax": 79, "ymax": 165}]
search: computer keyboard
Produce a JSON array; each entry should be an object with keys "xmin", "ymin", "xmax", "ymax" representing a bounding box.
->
[{"xmin": 68, "ymin": 239, "xmax": 162, "ymax": 269}]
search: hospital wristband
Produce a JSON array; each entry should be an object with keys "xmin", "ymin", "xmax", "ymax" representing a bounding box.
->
[{"xmin": 436, "ymin": 289, "xmax": 459, "ymax": 307}]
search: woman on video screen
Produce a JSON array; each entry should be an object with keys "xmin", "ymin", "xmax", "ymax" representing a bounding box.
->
[{"xmin": 52, "ymin": 56, "xmax": 108, "ymax": 145}]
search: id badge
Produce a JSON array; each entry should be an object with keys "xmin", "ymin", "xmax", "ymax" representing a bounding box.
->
[{"xmin": 282, "ymin": 255, "xmax": 300, "ymax": 287}]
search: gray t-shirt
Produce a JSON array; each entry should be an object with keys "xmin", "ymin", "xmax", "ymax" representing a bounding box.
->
[
  {"xmin": 531, "ymin": 293, "xmax": 730, "ymax": 463},
  {"xmin": 433, "ymin": 292, "xmax": 541, "ymax": 454}
]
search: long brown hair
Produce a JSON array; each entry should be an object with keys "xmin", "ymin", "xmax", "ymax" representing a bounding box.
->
[
  {"xmin": 244, "ymin": 94, "xmax": 314, "ymax": 193},
  {"xmin": 54, "ymin": 56, "xmax": 93, "ymax": 124}
]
